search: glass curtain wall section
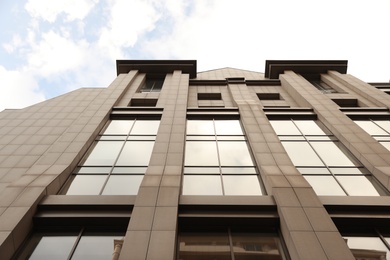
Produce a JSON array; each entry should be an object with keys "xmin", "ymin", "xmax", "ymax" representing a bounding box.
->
[
  {"xmin": 343, "ymin": 230, "xmax": 390, "ymax": 260},
  {"xmin": 183, "ymin": 119, "xmax": 263, "ymax": 196},
  {"xmin": 270, "ymin": 120, "xmax": 387, "ymax": 196},
  {"xmin": 178, "ymin": 228, "xmax": 286, "ymax": 260},
  {"xmin": 61, "ymin": 118, "xmax": 160, "ymax": 195},
  {"xmin": 17, "ymin": 229, "xmax": 124, "ymax": 260},
  {"xmin": 354, "ymin": 119, "xmax": 390, "ymax": 151}
]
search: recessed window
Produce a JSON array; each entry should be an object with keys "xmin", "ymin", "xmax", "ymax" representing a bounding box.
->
[
  {"xmin": 183, "ymin": 119, "xmax": 264, "ymax": 196},
  {"xmin": 310, "ymin": 80, "xmax": 337, "ymax": 93},
  {"xmin": 140, "ymin": 76, "xmax": 165, "ymax": 92},
  {"xmin": 60, "ymin": 119, "xmax": 160, "ymax": 195},
  {"xmin": 257, "ymin": 93, "xmax": 281, "ymax": 100},
  {"xmin": 178, "ymin": 228, "xmax": 286, "ymax": 259},
  {"xmin": 130, "ymin": 98, "xmax": 158, "ymax": 107},
  {"xmin": 17, "ymin": 229, "xmax": 124, "ymax": 259},
  {"xmin": 197, "ymin": 93, "xmax": 222, "ymax": 100},
  {"xmin": 344, "ymin": 233, "xmax": 390, "ymax": 259},
  {"xmin": 332, "ymin": 98, "xmax": 358, "ymax": 107}
]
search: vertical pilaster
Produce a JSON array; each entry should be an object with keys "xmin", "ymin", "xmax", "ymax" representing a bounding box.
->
[{"xmin": 120, "ymin": 71, "xmax": 188, "ymax": 260}]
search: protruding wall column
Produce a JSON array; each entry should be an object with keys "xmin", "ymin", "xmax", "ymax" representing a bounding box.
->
[{"xmin": 119, "ymin": 71, "xmax": 188, "ymax": 260}]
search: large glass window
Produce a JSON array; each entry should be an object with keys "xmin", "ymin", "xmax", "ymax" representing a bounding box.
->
[
  {"xmin": 178, "ymin": 228, "xmax": 286, "ymax": 260},
  {"xmin": 355, "ymin": 119, "xmax": 390, "ymax": 151},
  {"xmin": 17, "ymin": 229, "xmax": 124, "ymax": 260},
  {"xmin": 343, "ymin": 231, "xmax": 390, "ymax": 260},
  {"xmin": 61, "ymin": 119, "xmax": 160, "ymax": 195},
  {"xmin": 183, "ymin": 119, "xmax": 263, "ymax": 196},
  {"xmin": 270, "ymin": 120, "xmax": 387, "ymax": 196},
  {"xmin": 140, "ymin": 76, "xmax": 165, "ymax": 92}
]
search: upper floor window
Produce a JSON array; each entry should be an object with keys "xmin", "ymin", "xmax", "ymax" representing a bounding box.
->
[
  {"xmin": 355, "ymin": 119, "xmax": 390, "ymax": 151},
  {"xmin": 343, "ymin": 231, "xmax": 390, "ymax": 259},
  {"xmin": 140, "ymin": 75, "xmax": 165, "ymax": 92},
  {"xmin": 60, "ymin": 118, "xmax": 160, "ymax": 195},
  {"xmin": 309, "ymin": 80, "xmax": 337, "ymax": 93},
  {"xmin": 183, "ymin": 118, "xmax": 264, "ymax": 196},
  {"xmin": 270, "ymin": 119, "xmax": 387, "ymax": 196}
]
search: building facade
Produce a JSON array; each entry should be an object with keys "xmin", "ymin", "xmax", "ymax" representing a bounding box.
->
[{"xmin": 1, "ymin": 60, "xmax": 390, "ymax": 259}]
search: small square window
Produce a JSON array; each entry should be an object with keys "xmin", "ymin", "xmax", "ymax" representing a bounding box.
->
[
  {"xmin": 197, "ymin": 93, "xmax": 222, "ymax": 100},
  {"xmin": 130, "ymin": 98, "xmax": 158, "ymax": 107},
  {"xmin": 257, "ymin": 93, "xmax": 281, "ymax": 100},
  {"xmin": 332, "ymin": 98, "xmax": 358, "ymax": 107}
]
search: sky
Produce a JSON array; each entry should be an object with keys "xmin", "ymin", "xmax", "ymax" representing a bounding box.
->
[{"xmin": 1, "ymin": 0, "xmax": 390, "ymax": 112}]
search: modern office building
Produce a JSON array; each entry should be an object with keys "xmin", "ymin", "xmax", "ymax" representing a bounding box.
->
[{"xmin": 1, "ymin": 59, "xmax": 390, "ymax": 259}]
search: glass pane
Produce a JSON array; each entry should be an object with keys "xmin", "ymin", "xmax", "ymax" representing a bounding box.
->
[
  {"xmin": 221, "ymin": 167, "xmax": 257, "ymax": 174},
  {"xmin": 297, "ymin": 167, "xmax": 331, "ymax": 175},
  {"xmin": 103, "ymin": 120, "xmax": 134, "ymax": 135},
  {"xmin": 83, "ymin": 141, "xmax": 123, "ymax": 166},
  {"xmin": 65, "ymin": 175, "xmax": 106, "ymax": 195},
  {"xmin": 270, "ymin": 121, "xmax": 301, "ymax": 135},
  {"xmin": 311, "ymin": 142, "xmax": 359, "ymax": 166},
  {"xmin": 223, "ymin": 175, "xmax": 262, "ymax": 195},
  {"xmin": 375, "ymin": 120, "xmax": 390, "ymax": 133},
  {"xmin": 344, "ymin": 236, "xmax": 390, "ymax": 260},
  {"xmin": 184, "ymin": 167, "xmax": 220, "ymax": 174},
  {"xmin": 187, "ymin": 120, "xmax": 215, "ymax": 135},
  {"xmin": 336, "ymin": 176, "xmax": 382, "ymax": 196},
  {"xmin": 214, "ymin": 120, "xmax": 243, "ymax": 135},
  {"xmin": 282, "ymin": 142, "xmax": 324, "ymax": 166},
  {"xmin": 183, "ymin": 175, "xmax": 223, "ymax": 195},
  {"xmin": 130, "ymin": 120, "xmax": 160, "ymax": 135},
  {"xmin": 218, "ymin": 141, "xmax": 254, "ymax": 166},
  {"xmin": 329, "ymin": 168, "xmax": 368, "ymax": 175},
  {"xmin": 304, "ymin": 176, "xmax": 346, "ymax": 196},
  {"xmin": 355, "ymin": 121, "xmax": 388, "ymax": 135},
  {"xmin": 294, "ymin": 121, "xmax": 328, "ymax": 135},
  {"xmin": 112, "ymin": 167, "xmax": 147, "ymax": 174},
  {"xmin": 72, "ymin": 234, "xmax": 123, "ymax": 260},
  {"xmin": 116, "ymin": 141, "xmax": 154, "ymax": 166},
  {"xmin": 102, "ymin": 175, "xmax": 143, "ymax": 195},
  {"xmin": 75, "ymin": 167, "xmax": 111, "ymax": 174},
  {"xmin": 185, "ymin": 141, "xmax": 219, "ymax": 166},
  {"xmin": 231, "ymin": 233, "xmax": 283, "ymax": 260},
  {"xmin": 28, "ymin": 235, "xmax": 77, "ymax": 260},
  {"xmin": 178, "ymin": 232, "xmax": 230, "ymax": 260}
]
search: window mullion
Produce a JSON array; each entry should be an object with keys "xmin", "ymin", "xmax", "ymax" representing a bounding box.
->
[{"xmin": 67, "ymin": 228, "xmax": 84, "ymax": 260}]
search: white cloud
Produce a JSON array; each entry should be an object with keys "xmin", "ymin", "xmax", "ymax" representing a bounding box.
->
[
  {"xmin": 26, "ymin": 30, "xmax": 89, "ymax": 77},
  {"xmin": 3, "ymin": 34, "xmax": 23, "ymax": 53},
  {"xmin": 25, "ymin": 0, "xmax": 98, "ymax": 23},
  {"xmin": 98, "ymin": 0, "xmax": 160, "ymax": 58},
  {"xmin": 0, "ymin": 66, "xmax": 45, "ymax": 111}
]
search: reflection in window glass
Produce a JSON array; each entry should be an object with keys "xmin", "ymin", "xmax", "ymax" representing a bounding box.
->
[
  {"xmin": 355, "ymin": 121, "xmax": 388, "ymax": 135},
  {"xmin": 184, "ymin": 119, "xmax": 263, "ymax": 196},
  {"xmin": 336, "ymin": 176, "xmax": 382, "ymax": 196},
  {"xmin": 304, "ymin": 176, "xmax": 346, "ymax": 196},
  {"xmin": 28, "ymin": 235, "xmax": 77, "ymax": 260},
  {"xmin": 218, "ymin": 142, "xmax": 254, "ymax": 166},
  {"xmin": 103, "ymin": 120, "xmax": 134, "ymax": 135},
  {"xmin": 281, "ymin": 142, "xmax": 323, "ymax": 166},
  {"xmin": 72, "ymin": 235, "xmax": 122, "ymax": 260},
  {"xmin": 178, "ymin": 230, "xmax": 285, "ymax": 260},
  {"xmin": 344, "ymin": 236, "xmax": 390, "ymax": 260},
  {"xmin": 270, "ymin": 121, "xmax": 301, "ymax": 135},
  {"xmin": 271, "ymin": 119, "xmax": 386, "ymax": 197},
  {"xmin": 83, "ymin": 141, "xmax": 123, "ymax": 166},
  {"xmin": 65, "ymin": 175, "xmax": 106, "ymax": 195},
  {"xmin": 185, "ymin": 142, "xmax": 219, "ymax": 166},
  {"xmin": 355, "ymin": 120, "xmax": 390, "ymax": 152},
  {"xmin": 62, "ymin": 119, "xmax": 160, "ymax": 195},
  {"xmin": 183, "ymin": 175, "xmax": 223, "ymax": 195},
  {"xmin": 223, "ymin": 175, "xmax": 262, "ymax": 195},
  {"xmin": 102, "ymin": 175, "xmax": 143, "ymax": 195}
]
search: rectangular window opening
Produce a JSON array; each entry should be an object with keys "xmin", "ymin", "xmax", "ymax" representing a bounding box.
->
[
  {"xmin": 197, "ymin": 93, "xmax": 222, "ymax": 100},
  {"xmin": 257, "ymin": 93, "xmax": 281, "ymax": 100}
]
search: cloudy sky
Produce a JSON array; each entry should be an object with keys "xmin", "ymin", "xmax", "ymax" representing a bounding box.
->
[{"xmin": 1, "ymin": 0, "xmax": 389, "ymax": 111}]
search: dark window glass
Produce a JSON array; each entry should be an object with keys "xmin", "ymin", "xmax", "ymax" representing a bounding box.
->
[{"xmin": 141, "ymin": 77, "xmax": 165, "ymax": 92}]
